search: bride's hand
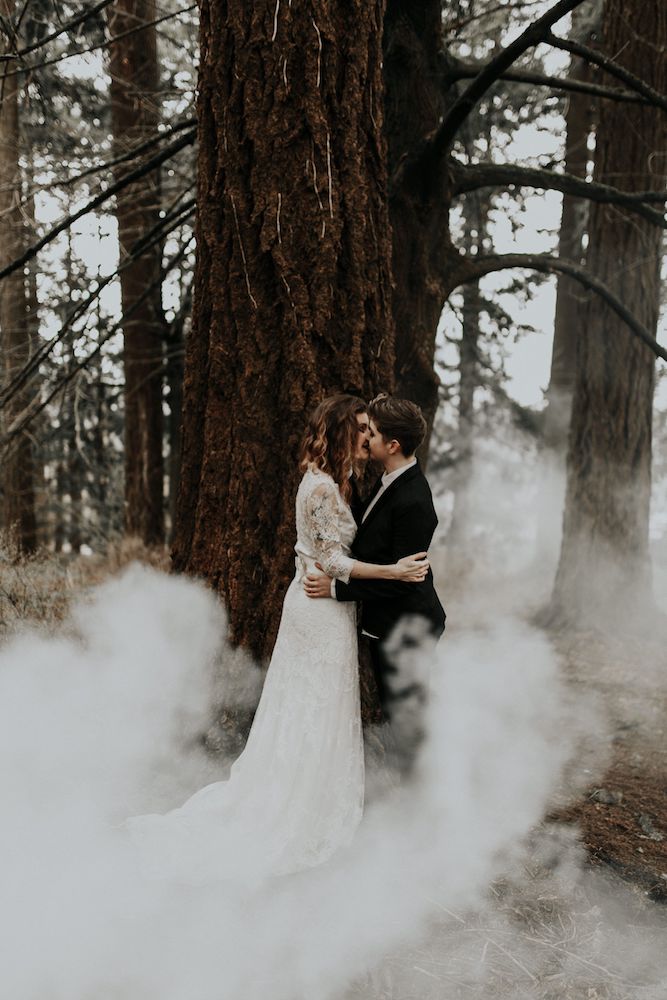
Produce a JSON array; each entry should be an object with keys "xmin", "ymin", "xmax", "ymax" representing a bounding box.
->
[{"xmin": 393, "ymin": 552, "xmax": 429, "ymax": 582}]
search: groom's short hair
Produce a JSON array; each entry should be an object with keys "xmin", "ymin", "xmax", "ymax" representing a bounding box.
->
[{"xmin": 368, "ymin": 394, "xmax": 427, "ymax": 457}]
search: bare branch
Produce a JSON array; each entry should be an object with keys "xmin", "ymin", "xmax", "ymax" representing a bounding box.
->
[
  {"xmin": 0, "ymin": 0, "xmax": 116, "ymax": 60},
  {"xmin": 0, "ymin": 3, "xmax": 197, "ymax": 80},
  {"xmin": 450, "ymin": 252, "xmax": 667, "ymax": 363},
  {"xmin": 0, "ymin": 195, "xmax": 195, "ymax": 410},
  {"xmin": 391, "ymin": 0, "xmax": 588, "ymax": 192},
  {"xmin": 29, "ymin": 116, "xmax": 196, "ymax": 195},
  {"xmin": 445, "ymin": 59, "xmax": 653, "ymax": 108},
  {"xmin": 444, "ymin": 0, "xmax": 550, "ymax": 35},
  {"xmin": 0, "ymin": 127, "xmax": 195, "ymax": 284},
  {"xmin": 451, "ymin": 162, "xmax": 667, "ymax": 227},
  {"xmin": 545, "ymin": 31, "xmax": 667, "ymax": 115},
  {"xmin": 1, "ymin": 233, "xmax": 195, "ymax": 452}
]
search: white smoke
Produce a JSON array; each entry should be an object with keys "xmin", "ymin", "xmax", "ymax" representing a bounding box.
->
[{"xmin": 0, "ymin": 524, "xmax": 664, "ymax": 1000}]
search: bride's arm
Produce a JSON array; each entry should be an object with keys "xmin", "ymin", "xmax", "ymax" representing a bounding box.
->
[
  {"xmin": 306, "ymin": 484, "xmax": 356, "ymax": 583},
  {"xmin": 306, "ymin": 484, "xmax": 428, "ymax": 585}
]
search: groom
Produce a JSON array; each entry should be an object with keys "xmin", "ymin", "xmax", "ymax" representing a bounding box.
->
[{"xmin": 304, "ymin": 393, "xmax": 446, "ymax": 721}]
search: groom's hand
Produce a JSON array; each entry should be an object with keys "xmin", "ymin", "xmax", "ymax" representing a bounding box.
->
[{"xmin": 304, "ymin": 570, "xmax": 333, "ymax": 599}]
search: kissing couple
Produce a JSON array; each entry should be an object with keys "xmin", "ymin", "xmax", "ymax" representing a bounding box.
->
[{"xmin": 125, "ymin": 393, "xmax": 445, "ymax": 885}]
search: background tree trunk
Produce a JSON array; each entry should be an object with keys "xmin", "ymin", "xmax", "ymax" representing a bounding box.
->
[
  {"xmin": 551, "ymin": 0, "xmax": 666, "ymax": 625},
  {"xmin": 447, "ymin": 277, "xmax": 480, "ymax": 549},
  {"xmin": 108, "ymin": 0, "xmax": 165, "ymax": 545},
  {"xmin": 384, "ymin": 0, "xmax": 452, "ymax": 459},
  {"xmin": 537, "ymin": 8, "xmax": 598, "ymax": 570},
  {"xmin": 0, "ymin": 2, "xmax": 37, "ymax": 552},
  {"xmin": 172, "ymin": 1, "xmax": 395, "ymax": 661},
  {"xmin": 544, "ymin": 0, "xmax": 604, "ymax": 451},
  {"xmin": 543, "ymin": 57, "xmax": 595, "ymax": 451},
  {"xmin": 165, "ymin": 310, "xmax": 186, "ymax": 536}
]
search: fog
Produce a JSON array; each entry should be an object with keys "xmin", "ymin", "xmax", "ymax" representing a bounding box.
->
[{"xmin": 1, "ymin": 449, "xmax": 666, "ymax": 998}]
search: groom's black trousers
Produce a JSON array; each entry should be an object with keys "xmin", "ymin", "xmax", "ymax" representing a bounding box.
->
[
  {"xmin": 367, "ymin": 619, "xmax": 441, "ymax": 775},
  {"xmin": 367, "ymin": 621, "xmax": 441, "ymax": 716}
]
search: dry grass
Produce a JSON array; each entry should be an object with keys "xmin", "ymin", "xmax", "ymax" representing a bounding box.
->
[
  {"xmin": 345, "ymin": 856, "xmax": 667, "ymax": 1000},
  {"xmin": 0, "ymin": 536, "xmax": 170, "ymax": 639}
]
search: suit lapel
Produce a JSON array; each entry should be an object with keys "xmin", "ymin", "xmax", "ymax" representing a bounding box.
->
[{"xmin": 358, "ymin": 462, "xmax": 420, "ymax": 532}]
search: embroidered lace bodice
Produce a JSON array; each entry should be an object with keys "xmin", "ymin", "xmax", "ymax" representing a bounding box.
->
[{"xmin": 294, "ymin": 467, "xmax": 357, "ymax": 582}]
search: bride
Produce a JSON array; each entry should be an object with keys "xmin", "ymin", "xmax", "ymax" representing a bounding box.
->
[{"xmin": 124, "ymin": 394, "xmax": 428, "ymax": 883}]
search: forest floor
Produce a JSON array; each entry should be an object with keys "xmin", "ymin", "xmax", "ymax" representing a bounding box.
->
[{"xmin": 548, "ymin": 627, "xmax": 667, "ymax": 903}]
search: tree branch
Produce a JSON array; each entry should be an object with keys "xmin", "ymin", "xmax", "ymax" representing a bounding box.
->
[
  {"xmin": 0, "ymin": 195, "xmax": 195, "ymax": 410},
  {"xmin": 545, "ymin": 31, "xmax": 667, "ymax": 115},
  {"xmin": 450, "ymin": 252, "xmax": 667, "ymax": 363},
  {"xmin": 0, "ymin": 3, "xmax": 197, "ymax": 80},
  {"xmin": 0, "ymin": 0, "xmax": 116, "ymax": 60},
  {"xmin": 391, "ymin": 0, "xmax": 588, "ymax": 193},
  {"xmin": 0, "ymin": 127, "xmax": 195, "ymax": 285},
  {"xmin": 24, "ymin": 116, "xmax": 196, "ymax": 195},
  {"xmin": 451, "ymin": 162, "xmax": 667, "ymax": 227},
  {"xmin": 445, "ymin": 59, "xmax": 653, "ymax": 108},
  {"xmin": 1, "ymin": 233, "xmax": 195, "ymax": 452}
]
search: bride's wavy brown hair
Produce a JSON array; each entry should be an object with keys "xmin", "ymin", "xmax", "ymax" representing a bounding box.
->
[{"xmin": 300, "ymin": 394, "xmax": 367, "ymax": 502}]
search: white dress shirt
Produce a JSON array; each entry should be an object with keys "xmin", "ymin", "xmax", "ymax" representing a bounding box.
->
[{"xmin": 361, "ymin": 458, "xmax": 417, "ymax": 523}]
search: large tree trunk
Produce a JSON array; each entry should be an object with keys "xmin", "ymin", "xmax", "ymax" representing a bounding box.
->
[
  {"xmin": 172, "ymin": 1, "xmax": 394, "ymax": 661},
  {"xmin": 0, "ymin": 4, "xmax": 37, "ymax": 552},
  {"xmin": 551, "ymin": 0, "xmax": 666, "ymax": 625},
  {"xmin": 383, "ymin": 1, "xmax": 453, "ymax": 459},
  {"xmin": 108, "ymin": 0, "xmax": 165, "ymax": 545}
]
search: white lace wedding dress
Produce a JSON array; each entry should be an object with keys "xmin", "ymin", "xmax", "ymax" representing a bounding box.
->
[{"xmin": 124, "ymin": 467, "xmax": 364, "ymax": 884}]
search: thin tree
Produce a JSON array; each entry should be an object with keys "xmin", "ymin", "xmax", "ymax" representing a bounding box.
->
[
  {"xmin": 108, "ymin": 0, "xmax": 166, "ymax": 545},
  {"xmin": 536, "ymin": 2, "xmax": 599, "ymax": 566},
  {"xmin": 544, "ymin": 1, "xmax": 600, "ymax": 450},
  {"xmin": 0, "ymin": 0, "xmax": 37, "ymax": 552}
]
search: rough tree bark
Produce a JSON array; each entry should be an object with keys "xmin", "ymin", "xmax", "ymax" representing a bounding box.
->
[
  {"xmin": 0, "ymin": 3, "xmax": 37, "ymax": 552},
  {"xmin": 172, "ymin": 1, "xmax": 394, "ymax": 661},
  {"xmin": 108, "ymin": 0, "xmax": 165, "ymax": 545},
  {"xmin": 551, "ymin": 0, "xmax": 666, "ymax": 625}
]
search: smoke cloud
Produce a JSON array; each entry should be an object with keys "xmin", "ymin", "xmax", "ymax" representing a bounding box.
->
[{"xmin": 0, "ymin": 461, "xmax": 665, "ymax": 1000}]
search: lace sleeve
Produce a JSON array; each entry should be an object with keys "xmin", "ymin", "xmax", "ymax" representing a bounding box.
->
[{"xmin": 305, "ymin": 483, "xmax": 355, "ymax": 583}]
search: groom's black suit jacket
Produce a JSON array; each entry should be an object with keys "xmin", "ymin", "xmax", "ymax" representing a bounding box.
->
[{"xmin": 336, "ymin": 463, "xmax": 446, "ymax": 642}]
